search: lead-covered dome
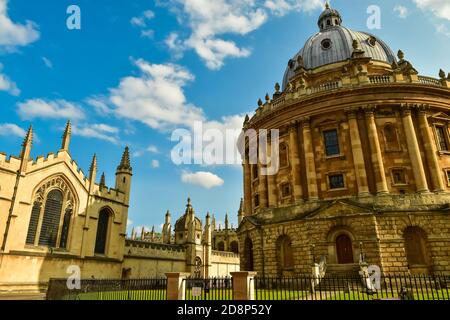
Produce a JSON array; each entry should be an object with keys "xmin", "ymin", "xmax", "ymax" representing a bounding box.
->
[{"xmin": 282, "ymin": 3, "xmax": 396, "ymax": 90}]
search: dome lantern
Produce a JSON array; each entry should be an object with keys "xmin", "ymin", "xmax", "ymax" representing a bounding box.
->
[{"xmin": 318, "ymin": 1, "xmax": 342, "ymax": 31}]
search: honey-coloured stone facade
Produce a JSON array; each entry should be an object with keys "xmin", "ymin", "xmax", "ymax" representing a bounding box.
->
[{"xmin": 238, "ymin": 4, "xmax": 450, "ymax": 277}]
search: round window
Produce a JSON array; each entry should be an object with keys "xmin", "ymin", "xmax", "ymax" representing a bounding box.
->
[
  {"xmin": 321, "ymin": 39, "xmax": 332, "ymax": 50},
  {"xmin": 368, "ymin": 36, "xmax": 377, "ymax": 47}
]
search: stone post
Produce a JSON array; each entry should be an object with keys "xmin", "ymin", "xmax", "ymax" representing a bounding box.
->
[
  {"xmin": 300, "ymin": 117, "xmax": 319, "ymax": 200},
  {"xmin": 166, "ymin": 272, "xmax": 190, "ymax": 300},
  {"xmin": 401, "ymin": 106, "xmax": 429, "ymax": 193},
  {"xmin": 231, "ymin": 271, "xmax": 257, "ymax": 300},
  {"xmin": 364, "ymin": 106, "xmax": 389, "ymax": 194},
  {"xmin": 418, "ymin": 107, "xmax": 445, "ymax": 192},
  {"xmin": 346, "ymin": 108, "xmax": 370, "ymax": 196}
]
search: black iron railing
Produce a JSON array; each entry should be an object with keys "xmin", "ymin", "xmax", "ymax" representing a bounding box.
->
[
  {"xmin": 46, "ymin": 278, "xmax": 167, "ymax": 300},
  {"xmin": 254, "ymin": 274, "xmax": 450, "ymax": 300},
  {"xmin": 184, "ymin": 277, "xmax": 233, "ymax": 300}
]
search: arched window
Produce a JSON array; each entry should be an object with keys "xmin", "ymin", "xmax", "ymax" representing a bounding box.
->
[
  {"xmin": 217, "ymin": 241, "xmax": 225, "ymax": 251},
  {"xmin": 404, "ymin": 227, "xmax": 428, "ymax": 266},
  {"xmin": 277, "ymin": 235, "xmax": 294, "ymax": 272},
  {"xmin": 244, "ymin": 238, "xmax": 254, "ymax": 271},
  {"xmin": 26, "ymin": 201, "xmax": 42, "ymax": 245},
  {"xmin": 59, "ymin": 208, "xmax": 72, "ymax": 249},
  {"xmin": 279, "ymin": 143, "xmax": 289, "ymax": 167},
  {"xmin": 39, "ymin": 190, "xmax": 64, "ymax": 247},
  {"xmin": 95, "ymin": 209, "xmax": 110, "ymax": 254},
  {"xmin": 384, "ymin": 124, "xmax": 400, "ymax": 151},
  {"xmin": 230, "ymin": 241, "xmax": 239, "ymax": 254}
]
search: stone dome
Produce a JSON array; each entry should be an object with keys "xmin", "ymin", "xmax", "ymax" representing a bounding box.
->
[{"xmin": 282, "ymin": 3, "xmax": 396, "ymax": 90}]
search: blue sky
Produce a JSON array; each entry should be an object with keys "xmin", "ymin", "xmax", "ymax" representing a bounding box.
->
[{"xmin": 1, "ymin": 0, "xmax": 449, "ymax": 234}]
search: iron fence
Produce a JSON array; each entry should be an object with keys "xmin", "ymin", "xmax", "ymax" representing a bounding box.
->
[
  {"xmin": 254, "ymin": 274, "xmax": 450, "ymax": 301},
  {"xmin": 184, "ymin": 277, "xmax": 233, "ymax": 300},
  {"xmin": 46, "ymin": 278, "xmax": 167, "ymax": 300}
]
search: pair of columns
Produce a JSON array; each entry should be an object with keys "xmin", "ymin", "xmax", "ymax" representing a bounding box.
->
[{"xmin": 243, "ymin": 104, "xmax": 444, "ymax": 213}]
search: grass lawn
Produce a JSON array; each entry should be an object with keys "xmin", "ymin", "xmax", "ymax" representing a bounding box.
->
[
  {"xmin": 62, "ymin": 289, "xmax": 450, "ymax": 301},
  {"xmin": 324, "ymin": 290, "xmax": 450, "ymax": 301}
]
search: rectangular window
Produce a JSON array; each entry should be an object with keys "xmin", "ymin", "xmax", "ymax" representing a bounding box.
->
[
  {"xmin": 436, "ymin": 126, "xmax": 449, "ymax": 151},
  {"xmin": 446, "ymin": 170, "xmax": 450, "ymax": 186},
  {"xmin": 392, "ymin": 169, "xmax": 406, "ymax": 185},
  {"xmin": 323, "ymin": 129, "xmax": 340, "ymax": 156},
  {"xmin": 281, "ymin": 183, "xmax": 291, "ymax": 197},
  {"xmin": 329, "ymin": 174, "xmax": 345, "ymax": 189}
]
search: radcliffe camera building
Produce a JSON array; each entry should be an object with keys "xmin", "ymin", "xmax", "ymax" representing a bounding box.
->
[{"xmin": 238, "ymin": 3, "xmax": 450, "ymax": 277}]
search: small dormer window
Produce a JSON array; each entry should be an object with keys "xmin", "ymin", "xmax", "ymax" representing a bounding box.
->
[
  {"xmin": 321, "ymin": 39, "xmax": 332, "ymax": 50},
  {"xmin": 327, "ymin": 19, "xmax": 331, "ymax": 26}
]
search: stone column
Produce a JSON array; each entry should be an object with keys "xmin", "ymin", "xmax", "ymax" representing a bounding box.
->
[
  {"xmin": 401, "ymin": 106, "xmax": 429, "ymax": 193},
  {"xmin": 346, "ymin": 108, "xmax": 370, "ymax": 196},
  {"xmin": 364, "ymin": 107, "xmax": 389, "ymax": 194},
  {"xmin": 258, "ymin": 160, "xmax": 268, "ymax": 209},
  {"xmin": 266, "ymin": 137, "xmax": 278, "ymax": 206},
  {"xmin": 300, "ymin": 117, "xmax": 319, "ymax": 200},
  {"xmin": 243, "ymin": 161, "xmax": 252, "ymax": 215},
  {"xmin": 418, "ymin": 107, "xmax": 445, "ymax": 192},
  {"xmin": 289, "ymin": 121, "xmax": 303, "ymax": 200},
  {"xmin": 166, "ymin": 272, "xmax": 190, "ymax": 300},
  {"xmin": 231, "ymin": 271, "xmax": 257, "ymax": 300}
]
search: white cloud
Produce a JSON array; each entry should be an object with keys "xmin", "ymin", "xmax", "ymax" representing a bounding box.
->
[
  {"xmin": 165, "ymin": 0, "xmax": 322, "ymax": 69},
  {"xmin": 437, "ymin": 23, "xmax": 450, "ymax": 36},
  {"xmin": 42, "ymin": 56, "xmax": 53, "ymax": 69},
  {"xmin": 141, "ymin": 29, "xmax": 155, "ymax": 39},
  {"xmin": 86, "ymin": 95, "xmax": 113, "ymax": 115},
  {"xmin": 17, "ymin": 99, "xmax": 85, "ymax": 120},
  {"xmin": 109, "ymin": 59, "xmax": 205, "ymax": 130},
  {"xmin": 151, "ymin": 159, "xmax": 160, "ymax": 168},
  {"xmin": 0, "ymin": 64, "xmax": 19, "ymax": 95},
  {"xmin": 413, "ymin": 0, "xmax": 450, "ymax": 21},
  {"xmin": 0, "ymin": 123, "xmax": 26, "ymax": 138},
  {"xmin": 147, "ymin": 145, "xmax": 159, "ymax": 153},
  {"xmin": 131, "ymin": 9, "xmax": 155, "ymax": 39},
  {"xmin": 181, "ymin": 171, "xmax": 224, "ymax": 189},
  {"xmin": 0, "ymin": 0, "xmax": 40, "ymax": 48},
  {"xmin": 394, "ymin": 5, "xmax": 409, "ymax": 18},
  {"xmin": 72, "ymin": 123, "xmax": 120, "ymax": 144}
]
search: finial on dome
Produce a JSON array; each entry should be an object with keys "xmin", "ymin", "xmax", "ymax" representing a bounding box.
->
[{"xmin": 325, "ymin": 1, "xmax": 330, "ymax": 9}]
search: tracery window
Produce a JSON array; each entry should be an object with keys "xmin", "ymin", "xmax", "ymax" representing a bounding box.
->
[{"xmin": 25, "ymin": 177, "xmax": 75, "ymax": 249}]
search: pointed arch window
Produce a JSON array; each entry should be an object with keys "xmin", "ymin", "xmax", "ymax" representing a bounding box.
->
[
  {"xmin": 38, "ymin": 190, "xmax": 64, "ymax": 247},
  {"xmin": 25, "ymin": 177, "xmax": 75, "ymax": 249},
  {"xmin": 95, "ymin": 209, "xmax": 110, "ymax": 254}
]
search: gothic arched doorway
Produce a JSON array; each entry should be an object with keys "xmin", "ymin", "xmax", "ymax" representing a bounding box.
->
[{"xmin": 336, "ymin": 234, "xmax": 354, "ymax": 264}]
